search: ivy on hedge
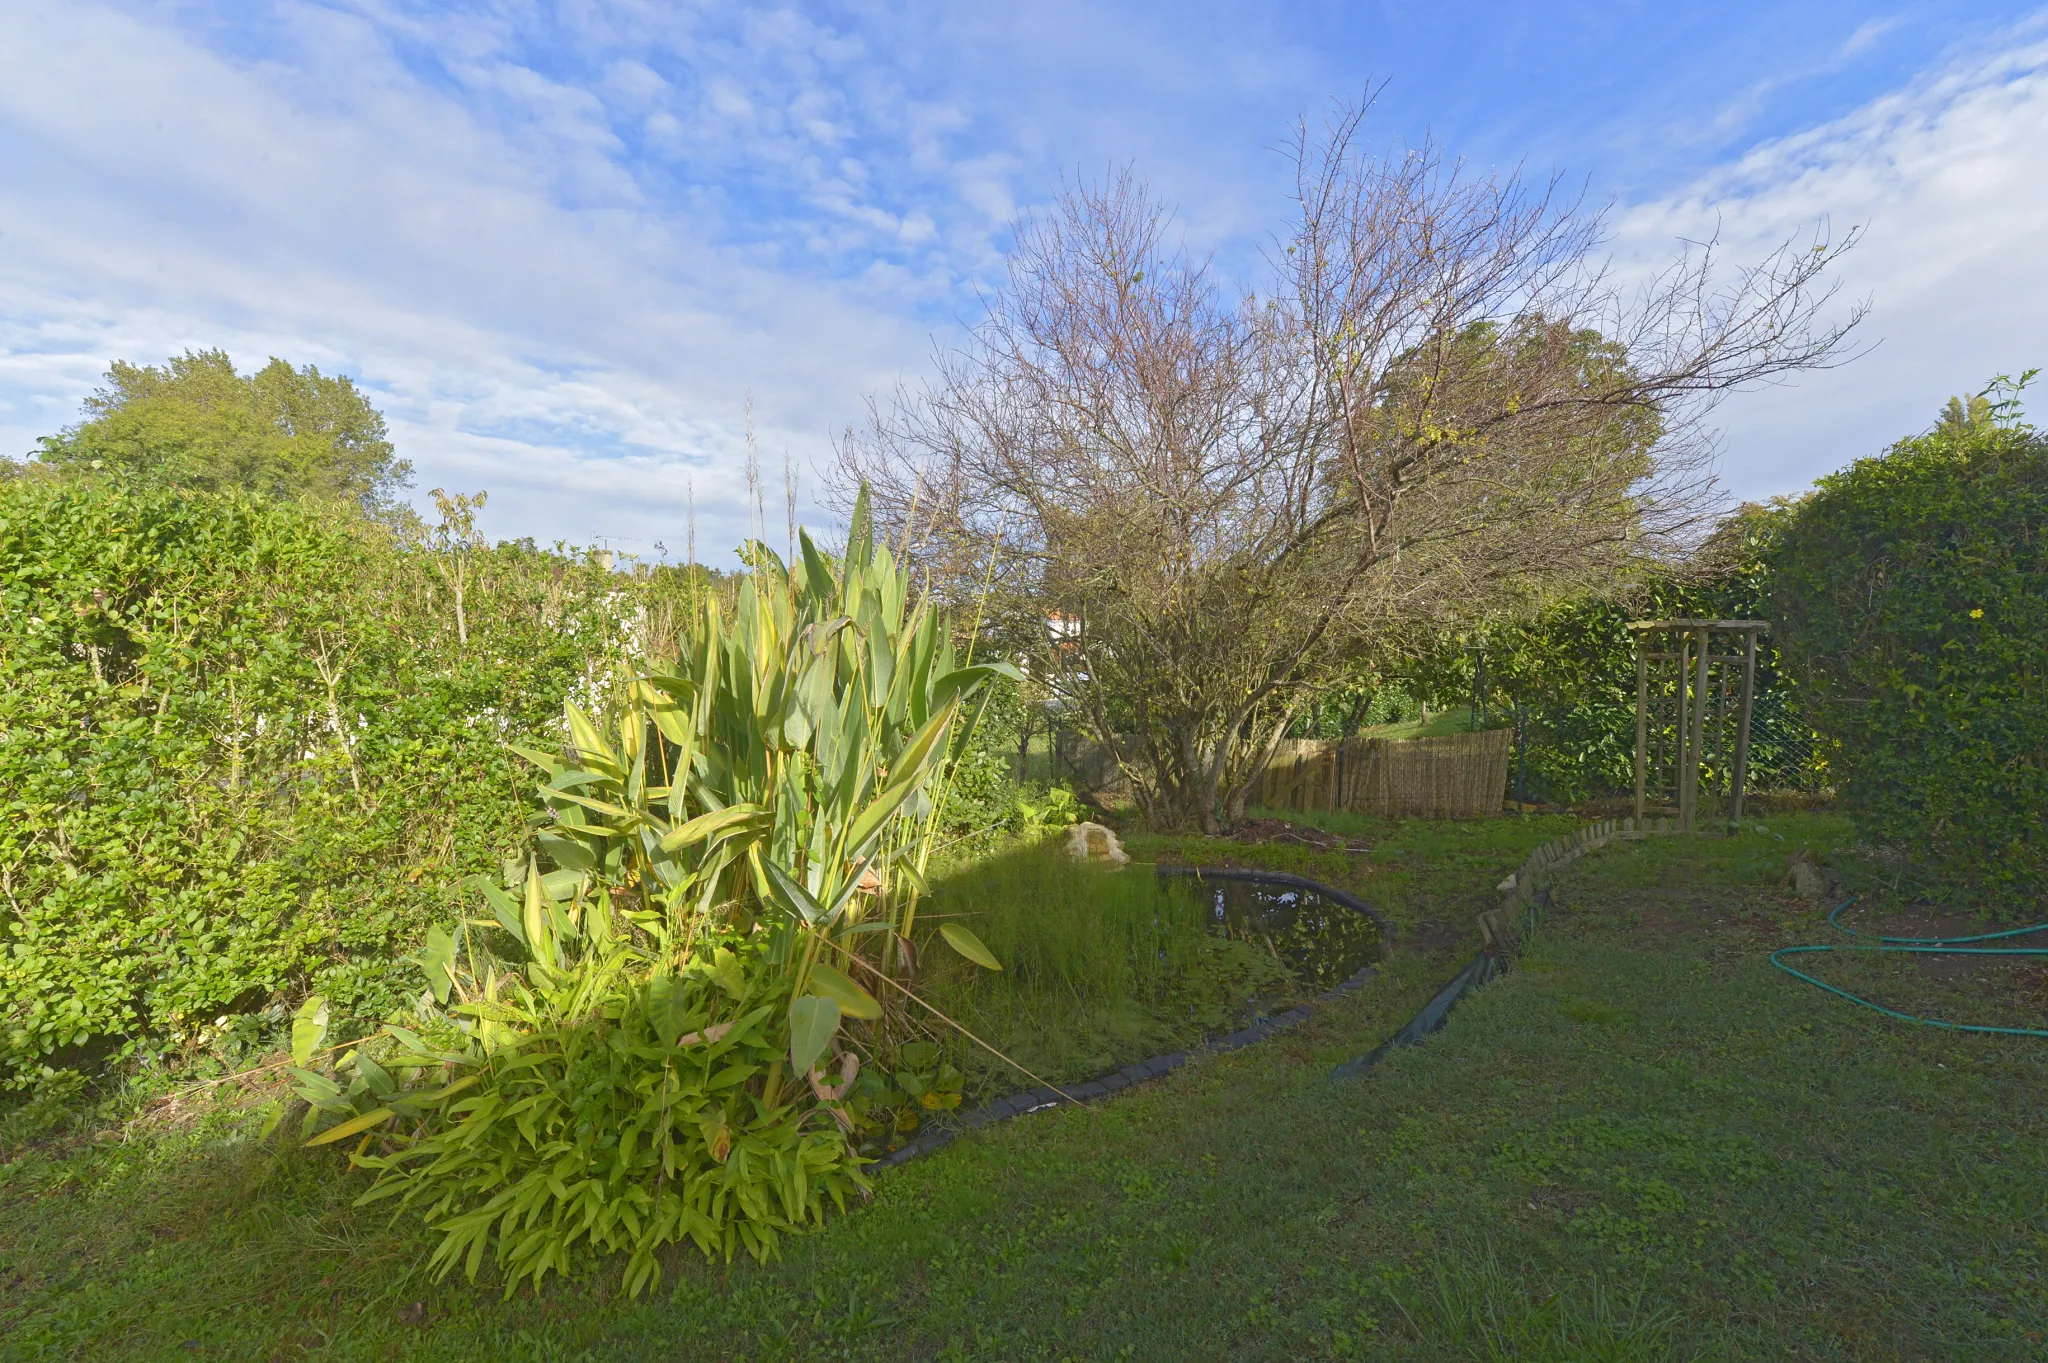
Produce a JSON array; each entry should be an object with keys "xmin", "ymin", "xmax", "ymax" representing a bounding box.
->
[{"xmin": 1770, "ymin": 411, "xmax": 2047, "ymax": 913}]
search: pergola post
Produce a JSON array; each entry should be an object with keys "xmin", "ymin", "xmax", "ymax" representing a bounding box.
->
[
  {"xmin": 1631, "ymin": 619, "xmax": 1769, "ymax": 835},
  {"xmin": 1682, "ymin": 626, "xmax": 1711, "ymax": 831},
  {"xmin": 1728, "ymin": 628, "xmax": 1759, "ymax": 827},
  {"xmin": 1633, "ymin": 641, "xmax": 1649, "ymax": 829}
]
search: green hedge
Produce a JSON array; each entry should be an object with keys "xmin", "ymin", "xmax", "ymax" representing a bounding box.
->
[
  {"xmin": 0, "ymin": 478, "xmax": 1034, "ymax": 1090},
  {"xmin": 1770, "ymin": 418, "xmax": 2047, "ymax": 913},
  {"xmin": 0, "ymin": 480, "xmax": 627, "ymax": 1086},
  {"xmin": 1388, "ymin": 504, "xmax": 1809, "ymax": 804}
]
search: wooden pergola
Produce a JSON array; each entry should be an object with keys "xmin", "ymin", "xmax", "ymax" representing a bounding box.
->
[{"xmin": 1629, "ymin": 619, "xmax": 1768, "ymax": 832}]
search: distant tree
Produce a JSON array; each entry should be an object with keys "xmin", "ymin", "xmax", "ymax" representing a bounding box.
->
[
  {"xmin": 427, "ymin": 487, "xmax": 488, "ymax": 646},
  {"xmin": 840, "ymin": 100, "xmax": 1862, "ymax": 832},
  {"xmin": 34, "ymin": 349, "xmax": 412, "ymax": 514},
  {"xmin": 1934, "ymin": 392, "xmax": 1995, "ymax": 436}
]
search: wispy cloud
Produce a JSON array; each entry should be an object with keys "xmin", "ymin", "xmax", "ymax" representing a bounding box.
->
[
  {"xmin": 1618, "ymin": 20, "xmax": 2048, "ymax": 496},
  {"xmin": 1, "ymin": 1, "xmax": 2043, "ymax": 556},
  {"xmin": 0, "ymin": 2, "xmax": 980, "ymax": 555}
]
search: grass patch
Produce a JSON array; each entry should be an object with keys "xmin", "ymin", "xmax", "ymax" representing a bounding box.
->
[
  {"xmin": 915, "ymin": 842, "xmax": 1295, "ymax": 1087},
  {"xmin": 5, "ymin": 813, "xmax": 2043, "ymax": 1358}
]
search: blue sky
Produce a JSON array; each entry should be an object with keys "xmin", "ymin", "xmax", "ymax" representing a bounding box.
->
[{"xmin": 2, "ymin": 2, "xmax": 2045, "ymax": 559}]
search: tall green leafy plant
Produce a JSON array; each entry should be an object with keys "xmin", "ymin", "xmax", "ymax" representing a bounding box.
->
[{"xmin": 296, "ymin": 494, "xmax": 1019, "ymax": 1294}]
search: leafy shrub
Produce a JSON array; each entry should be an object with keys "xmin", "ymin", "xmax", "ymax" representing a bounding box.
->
[
  {"xmin": 0, "ymin": 478, "xmax": 643, "ymax": 1088},
  {"xmin": 1770, "ymin": 397, "xmax": 2048, "ymax": 911},
  {"xmin": 343, "ymin": 915, "xmax": 862, "ymax": 1297},
  {"xmin": 936, "ymin": 672, "xmax": 1028, "ymax": 840},
  {"xmin": 1383, "ymin": 504, "xmax": 1814, "ymax": 803},
  {"xmin": 288, "ymin": 501, "xmax": 1015, "ymax": 1294}
]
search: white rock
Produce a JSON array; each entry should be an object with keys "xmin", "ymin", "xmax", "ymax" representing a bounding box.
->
[{"xmin": 1064, "ymin": 821, "xmax": 1130, "ymax": 867}]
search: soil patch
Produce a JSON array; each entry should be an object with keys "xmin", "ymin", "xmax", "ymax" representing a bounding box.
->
[
  {"xmin": 1832, "ymin": 903, "xmax": 2021, "ymax": 943},
  {"xmin": 1224, "ymin": 818, "xmax": 1368, "ymax": 852}
]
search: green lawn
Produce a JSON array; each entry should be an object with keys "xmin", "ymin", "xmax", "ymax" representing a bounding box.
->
[{"xmin": 4, "ymin": 813, "xmax": 2043, "ymax": 1360}]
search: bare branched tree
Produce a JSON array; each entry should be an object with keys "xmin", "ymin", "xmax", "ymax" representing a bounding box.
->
[{"xmin": 839, "ymin": 100, "xmax": 1862, "ymax": 831}]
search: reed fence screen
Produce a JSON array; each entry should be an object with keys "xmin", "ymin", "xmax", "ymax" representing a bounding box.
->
[
  {"xmin": 1260, "ymin": 729, "xmax": 1512, "ymax": 819},
  {"xmin": 1046, "ymin": 726, "xmax": 1513, "ymax": 820}
]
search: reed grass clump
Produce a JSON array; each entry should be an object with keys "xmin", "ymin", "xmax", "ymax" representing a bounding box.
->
[{"xmin": 917, "ymin": 844, "xmax": 1293, "ymax": 1085}]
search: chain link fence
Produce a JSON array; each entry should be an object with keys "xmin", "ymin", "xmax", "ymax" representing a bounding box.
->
[{"xmin": 1502, "ymin": 685, "xmax": 1831, "ymax": 809}]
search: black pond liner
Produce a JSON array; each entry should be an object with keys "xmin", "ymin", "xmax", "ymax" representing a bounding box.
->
[
  {"xmin": 874, "ymin": 866, "xmax": 1392, "ymax": 1169},
  {"xmin": 1327, "ymin": 888, "xmax": 1549, "ymax": 1080}
]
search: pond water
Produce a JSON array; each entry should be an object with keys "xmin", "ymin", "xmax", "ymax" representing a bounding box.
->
[{"xmin": 1185, "ymin": 876, "xmax": 1383, "ymax": 992}]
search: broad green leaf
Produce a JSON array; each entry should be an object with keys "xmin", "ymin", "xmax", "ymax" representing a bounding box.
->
[
  {"xmin": 890, "ymin": 699, "xmax": 958, "ymax": 785},
  {"xmin": 291, "ymin": 995, "xmax": 329, "ymax": 1067},
  {"xmin": 564, "ymin": 701, "xmax": 617, "ymax": 768},
  {"xmin": 804, "ymin": 962, "xmax": 881, "ymax": 1020},
  {"xmin": 841, "ymin": 702, "xmax": 956, "ymax": 855},
  {"xmin": 788, "ymin": 995, "xmax": 840, "ymax": 1075},
  {"xmin": 416, "ymin": 1074, "xmax": 478, "ymax": 1106},
  {"xmin": 798, "ymin": 529, "xmax": 837, "ymax": 602},
  {"xmin": 541, "ymin": 868, "xmax": 584, "ymax": 902},
  {"xmin": 504, "ymin": 742, "xmax": 562, "ymax": 773},
  {"xmin": 647, "ymin": 695, "xmax": 691, "ymax": 746},
  {"xmin": 694, "ymin": 945, "xmax": 747, "ymax": 1001},
  {"xmin": 847, "ymin": 483, "xmax": 874, "ymax": 566},
  {"xmin": 418, "ymin": 925, "xmax": 455, "ymax": 1004},
  {"xmin": 535, "ymin": 830, "xmax": 597, "ymax": 873},
  {"xmin": 939, "ymin": 922, "xmax": 1002, "ymax": 971},
  {"xmin": 780, "ymin": 697, "xmax": 812, "ymax": 752},
  {"xmin": 289, "ymin": 1067, "xmax": 343, "ymax": 1105},
  {"xmin": 645, "ymin": 972, "xmax": 693, "ymax": 1048},
  {"xmin": 544, "ymin": 787, "xmax": 641, "ymax": 824},
  {"xmin": 842, "ymin": 778, "xmax": 920, "ymax": 859},
  {"xmin": 930, "ymin": 661, "xmax": 1024, "ymax": 710},
  {"xmin": 353, "ymin": 1051, "xmax": 395, "ymax": 1098},
  {"xmin": 467, "ymin": 875, "xmax": 524, "ymax": 943},
  {"xmin": 761, "ymin": 858, "xmax": 827, "ymax": 924},
  {"xmin": 659, "ymin": 803, "xmax": 766, "ymax": 851},
  {"xmin": 304, "ymin": 1106, "xmax": 396, "ymax": 1147},
  {"xmin": 522, "ymin": 862, "xmax": 556, "ymax": 969}
]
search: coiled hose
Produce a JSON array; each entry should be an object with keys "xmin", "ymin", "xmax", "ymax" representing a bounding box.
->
[{"xmin": 1770, "ymin": 899, "xmax": 2048, "ymax": 1038}]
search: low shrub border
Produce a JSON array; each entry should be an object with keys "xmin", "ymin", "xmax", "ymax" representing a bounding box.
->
[{"xmin": 875, "ymin": 866, "xmax": 1391, "ymax": 1167}]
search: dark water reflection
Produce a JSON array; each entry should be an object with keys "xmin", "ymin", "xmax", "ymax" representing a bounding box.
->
[{"xmin": 1194, "ymin": 878, "xmax": 1383, "ymax": 991}]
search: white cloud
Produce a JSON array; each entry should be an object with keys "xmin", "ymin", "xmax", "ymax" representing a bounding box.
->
[
  {"xmin": 6, "ymin": 0, "xmax": 2043, "ymax": 562},
  {"xmin": 1839, "ymin": 18, "xmax": 1901, "ymax": 60},
  {"xmin": 0, "ymin": 2, "xmax": 946, "ymax": 558},
  {"xmin": 1619, "ymin": 25, "xmax": 2048, "ymax": 500}
]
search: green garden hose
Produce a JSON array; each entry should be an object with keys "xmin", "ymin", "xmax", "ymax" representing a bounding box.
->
[{"xmin": 1770, "ymin": 898, "xmax": 2048, "ymax": 1038}]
